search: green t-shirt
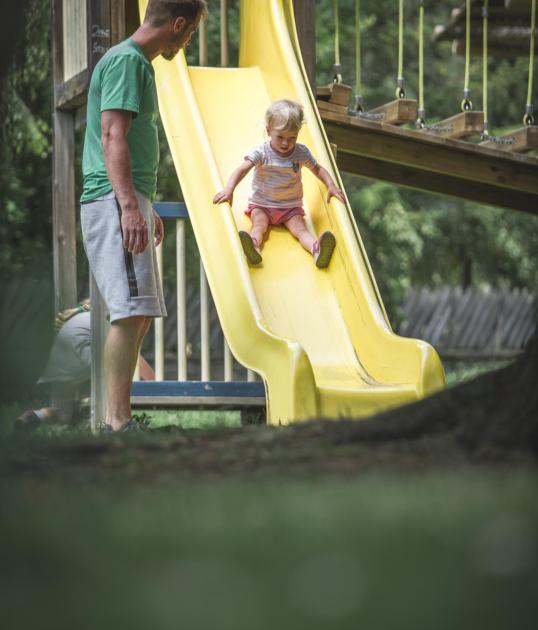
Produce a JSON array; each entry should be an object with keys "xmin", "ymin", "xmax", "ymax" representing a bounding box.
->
[{"xmin": 81, "ymin": 39, "xmax": 159, "ymax": 203}]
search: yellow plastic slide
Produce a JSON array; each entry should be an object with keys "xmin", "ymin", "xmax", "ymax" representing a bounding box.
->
[{"xmin": 138, "ymin": 0, "xmax": 445, "ymax": 425}]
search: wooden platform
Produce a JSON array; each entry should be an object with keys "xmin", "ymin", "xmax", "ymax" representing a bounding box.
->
[
  {"xmin": 318, "ymin": 105, "xmax": 538, "ymax": 213},
  {"xmin": 131, "ymin": 381, "xmax": 266, "ymax": 408},
  {"xmin": 420, "ymin": 111, "xmax": 484, "ymax": 139},
  {"xmin": 318, "ymin": 98, "xmax": 418, "ymax": 126},
  {"xmin": 316, "ymin": 82, "xmax": 352, "ymax": 107},
  {"xmin": 480, "ymin": 126, "xmax": 538, "ymax": 153}
]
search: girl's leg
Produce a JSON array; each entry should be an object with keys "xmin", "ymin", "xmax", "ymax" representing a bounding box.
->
[
  {"xmin": 239, "ymin": 208, "xmax": 270, "ymax": 265},
  {"xmin": 284, "ymin": 215, "xmax": 316, "ymax": 253},
  {"xmin": 285, "ymin": 215, "xmax": 336, "ymax": 268},
  {"xmin": 249, "ymin": 208, "xmax": 270, "ymax": 249}
]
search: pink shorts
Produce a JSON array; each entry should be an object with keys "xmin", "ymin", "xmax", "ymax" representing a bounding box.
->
[{"xmin": 245, "ymin": 203, "xmax": 305, "ymax": 226}]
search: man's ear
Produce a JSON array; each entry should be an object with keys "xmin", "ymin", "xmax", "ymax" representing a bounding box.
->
[{"xmin": 172, "ymin": 16, "xmax": 187, "ymax": 33}]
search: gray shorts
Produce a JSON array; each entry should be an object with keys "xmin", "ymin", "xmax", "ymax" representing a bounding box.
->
[{"xmin": 81, "ymin": 191, "xmax": 167, "ymax": 323}]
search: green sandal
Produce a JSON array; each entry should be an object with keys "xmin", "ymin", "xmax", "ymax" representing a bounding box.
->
[
  {"xmin": 239, "ymin": 231, "xmax": 262, "ymax": 265},
  {"xmin": 313, "ymin": 231, "xmax": 336, "ymax": 268}
]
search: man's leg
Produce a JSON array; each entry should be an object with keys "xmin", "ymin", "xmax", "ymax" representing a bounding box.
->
[
  {"xmin": 105, "ymin": 315, "xmax": 148, "ymax": 430},
  {"xmin": 131, "ymin": 316, "xmax": 152, "ymax": 380}
]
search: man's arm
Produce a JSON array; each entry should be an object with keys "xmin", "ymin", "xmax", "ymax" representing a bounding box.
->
[{"xmin": 101, "ymin": 109, "xmax": 148, "ymax": 254}]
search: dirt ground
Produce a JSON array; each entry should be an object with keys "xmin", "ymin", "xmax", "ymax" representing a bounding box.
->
[{"xmin": 2, "ymin": 334, "xmax": 537, "ymax": 483}]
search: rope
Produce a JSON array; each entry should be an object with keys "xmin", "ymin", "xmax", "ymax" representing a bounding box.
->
[
  {"xmin": 524, "ymin": 0, "xmax": 536, "ymax": 125},
  {"xmin": 416, "ymin": 0, "xmax": 425, "ymax": 126},
  {"xmin": 461, "ymin": 0, "xmax": 472, "ymax": 111},
  {"xmin": 354, "ymin": 0, "xmax": 362, "ymax": 110},
  {"xmin": 482, "ymin": 0, "xmax": 489, "ymax": 134},
  {"xmin": 333, "ymin": 0, "xmax": 342, "ymax": 83},
  {"xmin": 396, "ymin": 0, "xmax": 405, "ymax": 98}
]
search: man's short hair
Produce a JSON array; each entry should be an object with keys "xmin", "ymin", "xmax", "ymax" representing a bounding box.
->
[{"xmin": 145, "ymin": 0, "xmax": 208, "ymax": 27}]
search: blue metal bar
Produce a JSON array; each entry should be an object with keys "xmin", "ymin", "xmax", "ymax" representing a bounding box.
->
[
  {"xmin": 152, "ymin": 202, "xmax": 189, "ymax": 219},
  {"xmin": 132, "ymin": 380, "xmax": 265, "ymax": 398}
]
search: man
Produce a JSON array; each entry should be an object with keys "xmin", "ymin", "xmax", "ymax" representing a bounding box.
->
[{"xmin": 80, "ymin": 0, "xmax": 207, "ymax": 432}]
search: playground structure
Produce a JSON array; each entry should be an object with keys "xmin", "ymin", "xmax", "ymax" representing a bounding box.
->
[
  {"xmin": 51, "ymin": 1, "xmax": 537, "ymax": 430},
  {"xmin": 316, "ymin": 0, "xmax": 538, "ymax": 211}
]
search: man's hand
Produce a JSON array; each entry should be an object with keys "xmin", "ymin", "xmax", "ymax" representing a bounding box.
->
[
  {"xmin": 153, "ymin": 207, "xmax": 164, "ymax": 247},
  {"xmin": 213, "ymin": 188, "xmax": 234, "ymax": 205},
  {"xmin": 121, "ymin": 206, "xmax": 148, "ymax": 254},
  {"xmin": 326, "ymin": 183, "xmax": 346, "ymax": 204}
]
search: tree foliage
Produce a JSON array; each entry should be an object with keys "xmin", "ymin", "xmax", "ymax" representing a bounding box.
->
[{"xmin": 0, "ymin": 0, "xmax": 52, "ymax": 279}]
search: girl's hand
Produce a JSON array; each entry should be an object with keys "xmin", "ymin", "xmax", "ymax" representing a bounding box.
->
[
  {"xmin": 213, "ymin": 188, "xmax": 233, "ymax": 204},
  {"xmin": 326, "ymin": 183, "xmax": 346, "ymax": 204}
]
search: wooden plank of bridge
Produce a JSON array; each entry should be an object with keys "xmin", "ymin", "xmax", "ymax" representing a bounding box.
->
[
  {"xmin": 480, "ymin": 126, "xmax": 538, "ymax": 153},
  {"xmin": 419, "ymin": 111, "xmax": 484, "ymax": 139},
  {"xmin": 318, "ymin": 97, "xmax": 418, "ymax": 125},
  {"xmin": 366, "ymin": 99, "xmax": 418, "ymax": 125},
  {"xmin": 318, "ymin": 106, "xmax": 538, "ymax": 213},
  {"xmin": 317, "ymin": 82, "xmax": 352, "ymax": 107}
]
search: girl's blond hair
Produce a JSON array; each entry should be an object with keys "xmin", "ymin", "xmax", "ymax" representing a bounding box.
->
[{"xmin": 265, "ymin": 99, "xmax": 304, "ymax": 132}]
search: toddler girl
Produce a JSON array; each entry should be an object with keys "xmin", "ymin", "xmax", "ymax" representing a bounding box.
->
[{"xmin": 213, "ymin": 99, "xmax": 345, "ymax": 268}]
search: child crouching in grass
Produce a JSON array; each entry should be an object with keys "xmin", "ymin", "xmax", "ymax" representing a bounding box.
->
[{"xmin": 213, "ymin": 99, "xmax": 345, "ymax": 268}]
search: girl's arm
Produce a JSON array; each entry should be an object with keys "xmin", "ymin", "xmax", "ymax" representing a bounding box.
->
[
  {"xmin": 213, "ymin": 160, "xmax": 254, "ymax": 204},
  {"xmin": 310, "ymin": 164, "xmax": 346, "ymax": 204}
]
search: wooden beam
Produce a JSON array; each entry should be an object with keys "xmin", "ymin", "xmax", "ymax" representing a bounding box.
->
[
  {"xmin": 292, "ymin": 0, "xmax": 316, "ymax": 94},
  {"xmin": 420, "ymin": 111, "xmax": 484, "ymax": 139},
  {"xmin": 54, "ymin": 68, "xmax": 88, "ymax": 109},
  {"xmin": 52, "ymin": 110, "xmax": 77, "ymax": 312},
  {"xmin": 319, "ymin": 107, "xmax": 538, "ymax": 213},
  {"xmin": 336, "ymin": 152, "xmax": 537, "ymax": 213},
  {"xmin": 51, "ymin": 0, "xmax": 77, "ymax": 313},
  {"xmin": 481, "ymin": 126, "xmax": 538, "ymax": 153}
]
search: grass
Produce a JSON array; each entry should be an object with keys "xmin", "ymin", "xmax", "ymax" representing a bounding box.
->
[
  {"xmin": 0, "ymin": 355, "xmax": 535, "ymax": 629},
  {"xmin": 1, "ymin": 472, "xmax": 536, "ymax": 630},
  {"xmin": 443, "ymin": 358, "xmax": 513, "ymax": 388}
]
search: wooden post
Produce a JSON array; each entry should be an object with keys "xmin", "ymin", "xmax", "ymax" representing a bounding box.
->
[
  {"xmin": 87, "ymin": 0, "xmax": 112, "ymax": 431},
  {"xmin": 110, "ymin": 0, "xmax": 126, "ymax": 44},
  {"xmin": 87, "ymin": 0, "xmax": 112, "ymax": 72},
  {"xmin": 90, "ymin": 276, "xmax": 108, "ymax": 431},
  {"xmin": 220, "ymin": 0, "xmax": 229, "ymax": 67},
  {"xmin": 52, "ymin": 0, "xmax": 77, "ymax": 313},
  {"xmin": 292, "ymin": 0, "xmax": 316, "ymax": 93}
]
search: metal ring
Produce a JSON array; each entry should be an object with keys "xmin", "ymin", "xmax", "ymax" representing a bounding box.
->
[
  {"xmin": 396, "ymin": 86, "xmax": 405, "ymax": 99},
  {"xmin": 461, "ymin": 98, "xmax": 472, "ymax": 112},
  {"xmin": 523, "ymin": 112, "xmax": 535, "ymax": 126}
]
